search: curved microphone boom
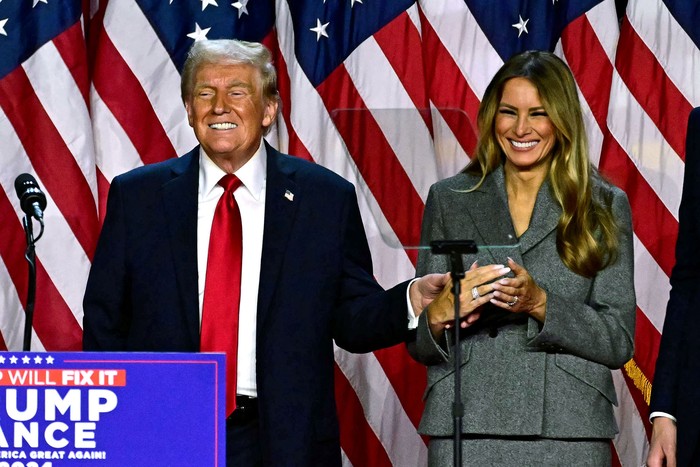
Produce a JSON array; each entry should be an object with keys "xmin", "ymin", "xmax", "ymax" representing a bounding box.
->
[{"xmin": 14, "ymin": 173, "xmax": 47, "ymax": 220}]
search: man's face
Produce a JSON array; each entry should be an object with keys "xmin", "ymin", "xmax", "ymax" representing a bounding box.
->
[{"xmin": 186, "ymin": 62, "xmax": 277, "ymax": 167}]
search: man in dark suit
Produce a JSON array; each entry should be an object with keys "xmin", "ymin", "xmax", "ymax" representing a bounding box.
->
[
  {"xmin": 83, "ymin": 39, "xmax": 445, "ymax": 466},
  {"xmin": 647, "ymin": 107, "xmax": 700, "ymax": 467}
]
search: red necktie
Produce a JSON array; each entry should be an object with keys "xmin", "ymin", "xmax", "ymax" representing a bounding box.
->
[{"xmin": 201, "ymin": 174, "xmax": 243, "ymax": 417}]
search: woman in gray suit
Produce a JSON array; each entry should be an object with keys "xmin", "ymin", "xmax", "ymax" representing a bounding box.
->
[{"xmin": 409, "ymin": 50, "xmax": 636, "ymax": 465}]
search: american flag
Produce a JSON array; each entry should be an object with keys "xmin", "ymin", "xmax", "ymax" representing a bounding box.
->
[{"xmin": 1, "ymin": 0, "xmax": 698, "ymax": 465}]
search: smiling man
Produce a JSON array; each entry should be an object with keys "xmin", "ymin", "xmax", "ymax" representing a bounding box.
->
[{"xmin": 82, "ymin": 39, "xmax": 447, "ymax": 466}]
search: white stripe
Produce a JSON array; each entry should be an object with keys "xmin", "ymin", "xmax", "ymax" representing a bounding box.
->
[
  {"xmin": 406, "ymin": 4, "xmax": 421, "ymax": 32},
  {"xmin": 345, "ymin": 36, "xmax": 440, "ymax": 201},
  {"xmin": 102, "ymin": 1, "xmax": 198, "ymax": 156},
  {"xmin": 23, "ymin": 41, "xmax": 98, "ymax": 207},
  {"xmin": 335, "ymin": 345, "xmax": 428, "ymax": 467},
  {"xmin": 633, "ymin": 234, "xmax": 670, "ymax": 333},
  {"xmin": 91, "ymin": 86, "xmax": 144, "ymax": 182},
  {"xmin": 430, "ymin": 103, "xmax": 471, "ymax": 179},
  {"xmin": 341, "ymin": 450, "xmax": 352, "ymax": 467},
  {"xmin": 585, "ymin": 0, "xmax": 619, "ymax": 64},
  {"xmin": 0, "ymin": 261, "xmax": 29, "ymax": 351},
  {"xmin": 607, "ymin": 70, "xmax": 684, "ymax": 220},
  {"xmin": 0, "ymin": 106, "xmax": 90, "ymax": 328},
  {"xmin": 627, "ymin": 0, "xmax": 700, "ymax": 106},
  {"xmin": 612, "ymin": 370, "xmax": 650, "ymax": 466},
  {"xmin": 418, "ymin": 0, "xmax": 503, "ymax": 100}
]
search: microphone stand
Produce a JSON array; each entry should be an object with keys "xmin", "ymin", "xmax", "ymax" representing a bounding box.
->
[
  {"xmin": 21, "ymin": 214, "xmax": 44, "ymax": 351},
  {"xmin": 430, "ymin": 240, "xmax": 478, "ymax": 467}
]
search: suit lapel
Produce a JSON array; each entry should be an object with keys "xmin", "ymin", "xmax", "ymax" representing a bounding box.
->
[
  {"xmin": 462, "ymin": 169, "xmax": 560, "ymax": 263},
  {"xmin": 517, "ymin": 178, "xmax": 560, "ymax": 255},
  {"xmin": 161, "ymin": 148, "xmax": 201, "ymax": 348},
  {"xmin": 463, "ymin": 169, "xmax": 519, "ymax": 264},
  {"xmin": 257, "ymin": 143, "xmax": 300, "ymax": 328}
]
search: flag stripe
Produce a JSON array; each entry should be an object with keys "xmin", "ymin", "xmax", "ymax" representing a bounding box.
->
[
  {"xmin": 599, "ymin": 135, "xmax": 677, "ymax": 276},
  {"xmin": 560, "ymin": 15, "xmax": 612, "ymax": 134},
  {"xmin": 616, "ymin": 18, "xmax": 692, "ymax": 161},
  {"xmin": 52, "ymin": 22, "xmax": 91, "ymax": 107},
  {"xmin": 0, "ymin": 67, "xmax": 98, "ymax": 259},
  {"xmin": 91, "ymin": 33, "xmax": 176, "ymax": 166},
  {"xmin": 317, "ymin": 65, "xmax": 424, "ymax": 259},
  {"xmin": 419, "ymin": 13, "xmax": 480, "ymax": 158},
  {"xmin": 334, "ymin": 362, "xmax": 394, "ymax": 467}
]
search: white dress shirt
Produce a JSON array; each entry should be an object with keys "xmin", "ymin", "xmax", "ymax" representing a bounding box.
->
[{"xmin": 197, "ymin": 142, "xmax": 266, "ymax": 397}]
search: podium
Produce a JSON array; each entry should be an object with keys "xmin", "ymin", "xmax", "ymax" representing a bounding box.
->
[{"xmin": 0, "ymin": 352, "xmax": 225, "ymax": 466}]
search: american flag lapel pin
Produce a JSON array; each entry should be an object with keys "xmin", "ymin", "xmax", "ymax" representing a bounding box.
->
[{"xmin": 284, "ymin": 190, "xmax": 294, "ymax": 201}]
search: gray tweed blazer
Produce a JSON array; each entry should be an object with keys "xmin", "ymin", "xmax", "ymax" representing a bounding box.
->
[{"xmin": 409, "ymin": 166, "xmax": 636, "ymax": 439}]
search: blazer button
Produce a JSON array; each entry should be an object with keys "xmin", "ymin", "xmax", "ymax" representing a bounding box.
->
[{"xmin": 488, "ymin": 328, "xmax": 498, "ymax": 338}]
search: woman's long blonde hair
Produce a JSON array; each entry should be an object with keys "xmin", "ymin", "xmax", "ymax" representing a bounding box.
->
[{"xmin": 466, "ymin": 50, "xmax": 619, "ymax": 277}]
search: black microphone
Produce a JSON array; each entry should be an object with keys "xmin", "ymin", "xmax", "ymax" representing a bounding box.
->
[{"xmin": 14, "ymin": 173, "xmax": 47, "ymax": 220}]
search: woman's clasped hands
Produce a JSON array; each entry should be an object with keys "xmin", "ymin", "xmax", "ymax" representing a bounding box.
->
[{"xmin": 426, "ymin": 262, "xmax": 510, "ymax": 338}]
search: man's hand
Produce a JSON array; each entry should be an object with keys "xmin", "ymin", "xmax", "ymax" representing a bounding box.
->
[
  {"xmin": 409, "ymin": 273, "xmax": 450, "ymax": 317},
  {"xmin": 647, "ymin": 416, "xmax": 677, "ymax": 467}
]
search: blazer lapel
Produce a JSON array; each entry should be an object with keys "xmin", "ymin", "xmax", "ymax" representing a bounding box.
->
[
  {"xmin": 517, "ymin": 178, "xmax": 560, "ymax": 255},
  {"xmin": 257, "ymin": 143, "xmax": 300, "ymax": 328},
  {"xmin": 463, "ymin": 169, "xmax": 520, "ymax": 264},
  {"xmin": 161, "ymin": 148, "xmax": 201, "ymax": 348}
]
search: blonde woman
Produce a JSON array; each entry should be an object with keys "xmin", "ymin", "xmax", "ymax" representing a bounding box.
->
[{"xmin": 409, "ymin": 50, "xmax": 636, "ymax": 465}]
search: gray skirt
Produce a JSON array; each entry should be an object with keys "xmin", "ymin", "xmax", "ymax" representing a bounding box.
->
[{"xmin": 428, "ymin": 436, "xmax": 611, "ymax": 466}]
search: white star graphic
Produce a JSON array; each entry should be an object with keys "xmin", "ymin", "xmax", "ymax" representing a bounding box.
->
[
  {"xmin": 34, "ymin": 355, "xmax": 43, "ymax": 364},
  {"xmin": 187, "ymin": 23, "xmax": 211, "ymax": 42},
  {"xmin": 9, "ymin": 356, "xmax": 18, "ymax": 364},
  {"xmin": 0, "ymin": 18, "xmax": 6, "ymax": 37},
  {"xmin": 0, "ymin": 355, "xmax": 5, "ymax": 364},
  {"xmin": 232, "ymin": 0, "xmax": 249, "ymax": 18},
  {"xmin": 350, "ymin": 0, "xmax": 363, "ymax": 7},
  {"xmin": 22, "ymin": 355, "xmax": 30, "ymax": 364},
  {"xmin": 200, "ymin": 0, "xmax": 218, "ymax": 11},
  {"xmin": 512, "ymin": 15, "xmax": 529, "ymax": 38},
  {"xmin": 46, "ymin": 355, "xmax": 55, "ymax": 364},
  {"xmin": 310, "ymin": 18, "xmax": 330, "ymax": 41},
  {"xmin": 32, "ymin": 0, "xmax": 48, "ymax": 7}
]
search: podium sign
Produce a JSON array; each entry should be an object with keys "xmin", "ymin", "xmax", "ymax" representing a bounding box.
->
[{"xmin": 0, "ymin": 352, "xmax": 225, "ymax": 466}]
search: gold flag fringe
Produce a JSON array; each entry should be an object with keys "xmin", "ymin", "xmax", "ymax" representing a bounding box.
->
[{"xmin": 624, "ymin": 358, "xmax": 652, "ymax": 405}]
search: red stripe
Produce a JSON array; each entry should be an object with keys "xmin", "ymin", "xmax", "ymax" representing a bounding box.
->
[
  {"xmin": 617, "ymin": 17, "xmax": 692, "ymax": 162},
  {"xmin": 52, "ymin": 22, "xmax": 90, "ymax": 107},
  {"xmin": 561, "ymin": 15, "xmax": 613, "ymax": 132},
  {"xmin": 634, "ymin": 308, "xmax": 661, "ymax": 383},
  {"xmin": 419, "ymin": 11, "xmax": 479, "ymax": 157},
  {"xmin": 91, "ymin": 31, "xmax": 176, "ymax": 165},
  {"xmin": 317, "ymin": 65, "xmax": 424, "ymax": 263},
  {"xmin": 334, "ymin": 363, "xmax": 393, "ymax": 467},
  {"xmin": 0, "ymin": 191, "xmax": 82, "ymax": 351},
  {"xmin": 373, "ymin": 344, "xmax": 427, "ymax": 431},
  {"xmin": 374, "ymin": 13, "xmax": 433, "ymax": 132},
  {"xmin": 598, "ymin": 133, "xmax": 678, "ymax": 277},
  {"xmin": 0, "ymin": 68, "xmax": 99, "ymax": 260}
]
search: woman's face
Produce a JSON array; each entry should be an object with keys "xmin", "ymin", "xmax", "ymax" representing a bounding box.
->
[{"xmin": 494, "ymin": 77, "xmax": 556, "ymax": 172}]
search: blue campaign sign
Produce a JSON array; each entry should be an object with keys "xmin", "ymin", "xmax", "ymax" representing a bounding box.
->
[{"xmin": 0, "ymin": 352, "xmax": 226, "ymax": 466}]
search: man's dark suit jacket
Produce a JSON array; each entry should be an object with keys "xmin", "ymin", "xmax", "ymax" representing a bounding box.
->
[
  {"xmin": 650, "ymin": 107, "xmax": 700, "ymax": 466},
  {"xmin": 83, "ymin": 142, "xmax": 412, "ymax": 466}
]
